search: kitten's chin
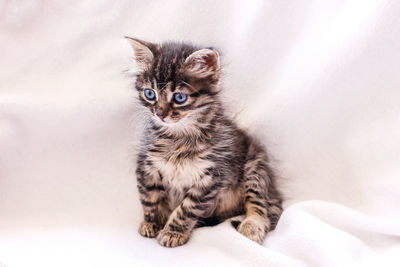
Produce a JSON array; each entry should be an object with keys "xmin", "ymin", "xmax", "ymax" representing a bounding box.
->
[{"xmin": 153, "ymin": 115, "xmax": 198, "ymax": 135}]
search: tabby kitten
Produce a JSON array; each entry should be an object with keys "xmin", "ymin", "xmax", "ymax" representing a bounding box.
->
[{"xmin": 128, "ymin": 37, "xmax": 283, "ymax": 247}]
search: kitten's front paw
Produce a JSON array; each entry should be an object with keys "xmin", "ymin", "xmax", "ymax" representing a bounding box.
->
[
  {"xmin": 157, "ymin": 229, "xmax": 189, "ymax": 247},
  {"xmin": 139, "ymin": 221, "xmax": 159, "ymax": 238},
  {"xmin": 237, "ymin": 218, "xmax": 266, "ymax": 244}
]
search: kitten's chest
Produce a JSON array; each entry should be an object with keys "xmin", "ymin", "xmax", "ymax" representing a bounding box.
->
[
  {"xmin": 153, "ymin": 156, "xmax": 212, "ymax": 189},
  {"xmin": 151, "ymin": 154, "xmax": 213, "ymax": 208}
]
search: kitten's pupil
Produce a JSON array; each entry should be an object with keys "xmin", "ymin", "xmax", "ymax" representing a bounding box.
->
[
  {"xmin": 144, "ymin": 88, "xmax": 156, "ymax": 100},
  {"xmin": 173, "ymin": 93, "xmax": 188, "ymax": 104}
]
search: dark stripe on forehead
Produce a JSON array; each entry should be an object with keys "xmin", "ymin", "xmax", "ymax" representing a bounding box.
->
[
  {"xmin": 169, "ymin": 56, "xmax": 177, "ymax": 85},
  {"xmin": 149, "ymin": 47, "xmax": 188, "ymax": 86},
  {"xmin": 171, "ymin": 80, "xmax": 176, "ymax": 92}
]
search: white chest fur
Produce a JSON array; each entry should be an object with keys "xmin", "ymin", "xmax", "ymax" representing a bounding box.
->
[{"xmin": 152, "ymin": 156, "xmax": 213, "ymax": 209}]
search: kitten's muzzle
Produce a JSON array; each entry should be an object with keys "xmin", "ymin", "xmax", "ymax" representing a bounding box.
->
[{"xmin": 156, "ymin": 110, "xmax": 167, "ymax": 121}]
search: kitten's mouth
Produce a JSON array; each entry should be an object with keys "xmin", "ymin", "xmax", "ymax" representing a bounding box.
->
[
  {"xmin": 156, "ymin": 114, "xmax": 166, "ymax": 122},
  {"xmin": 154, "ymin": 112, "xmax": 187, "ymax": 124},
  {"xmin": 154, "ymin": 115, "xmax": 176, "ymax": 124}
]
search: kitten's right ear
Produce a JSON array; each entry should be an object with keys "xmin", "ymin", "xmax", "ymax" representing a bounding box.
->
[{"xmin": 125, "ymin": 36, "xmax": 154, "ymax": 70}]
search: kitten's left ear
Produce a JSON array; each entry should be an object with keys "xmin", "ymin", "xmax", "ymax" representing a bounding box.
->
[
  {"xmin": 184, "ymin": 49, "xmax": 220, "ymax": 79},
  {"xmin": 125, "ymin": 36, "xmax": 154, "ymax": 70}
]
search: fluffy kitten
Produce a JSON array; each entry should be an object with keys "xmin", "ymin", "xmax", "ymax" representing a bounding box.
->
[{"xmin": 128, "ymin": 37, "xmax": 282, "ymax": 247}]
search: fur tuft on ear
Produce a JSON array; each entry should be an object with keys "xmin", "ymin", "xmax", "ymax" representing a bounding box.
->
[
  {"xmin": 184, "ymin": 49, "xmax": 220, "ymax": 78},
  {"xmin": 125, "ymin": 36, "xmax": 154, "ymax": 70}
]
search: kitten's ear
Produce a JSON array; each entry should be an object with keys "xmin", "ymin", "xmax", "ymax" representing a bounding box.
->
[
  {"xmin": 125, "ymin": 36, "xmax": 154, "ymax": 70},
  {"xmin": 184, "ymin": 49, "xmax": 220, "ymax": 78}
]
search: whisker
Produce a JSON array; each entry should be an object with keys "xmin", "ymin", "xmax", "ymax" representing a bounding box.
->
[
  {"xmin": 157, "ymin": 82, "xmax": 169, "ymax": 90},
  {"xmin": 180, "ymin": 81, "xmax": 195, "ymax": 90}
]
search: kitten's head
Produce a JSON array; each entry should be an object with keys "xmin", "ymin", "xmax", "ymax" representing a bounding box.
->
[{"xmin": 127, "ymin": 37, "xmax": 221, "ymax": 134}]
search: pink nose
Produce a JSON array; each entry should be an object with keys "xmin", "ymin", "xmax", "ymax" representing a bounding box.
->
[{"xmin": 156, "ymin": 112, "xmax": 167, "ymax": 120}]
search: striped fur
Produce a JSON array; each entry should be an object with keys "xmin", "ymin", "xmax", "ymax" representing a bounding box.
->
[{"xmin": 128, "ymin": 38, "xmax": 283, "ymax": 247}]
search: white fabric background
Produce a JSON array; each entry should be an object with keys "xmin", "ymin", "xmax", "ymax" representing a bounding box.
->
[{"xmin": 1, "ymin": 0, "xmax": 399, "ymax": 266}]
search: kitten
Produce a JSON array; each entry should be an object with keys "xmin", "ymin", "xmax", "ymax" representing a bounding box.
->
[{"xmin": 127, "ymin": 37, "xmax": 283, "ymax": 247}]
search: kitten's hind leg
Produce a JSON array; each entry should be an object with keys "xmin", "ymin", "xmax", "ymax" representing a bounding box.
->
[
  {"xmin": 238, "ymin": 205, "xmax": 269, "ymax": 244},
  {"xmin": 237, "ymin": 143, "xmax": 282, "ymax": 244},
  {"xmin": 267, "ymin": 191, "xmax": 283, "ymax": 231}
]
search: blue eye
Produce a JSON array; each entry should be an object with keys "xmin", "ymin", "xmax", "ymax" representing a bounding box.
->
[
  {"xmin": 144, "ymin": 88, "xmax": 156, "ymax": 100},
  {"xmin": 173, "ymin": 93, "xmax": 188, "ymax": 104}
]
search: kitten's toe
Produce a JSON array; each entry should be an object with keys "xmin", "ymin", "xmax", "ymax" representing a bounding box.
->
[
  {"xmin": 157, "ymin": 229, "xmax": 189, "ymax": 247},
  {"xmin": 139, "ymin": 221, "xmax": 159, "ymax": 238},
  {"xmin": 237, "ymin": 217, "xmax": 266, "ymax": 244}
]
